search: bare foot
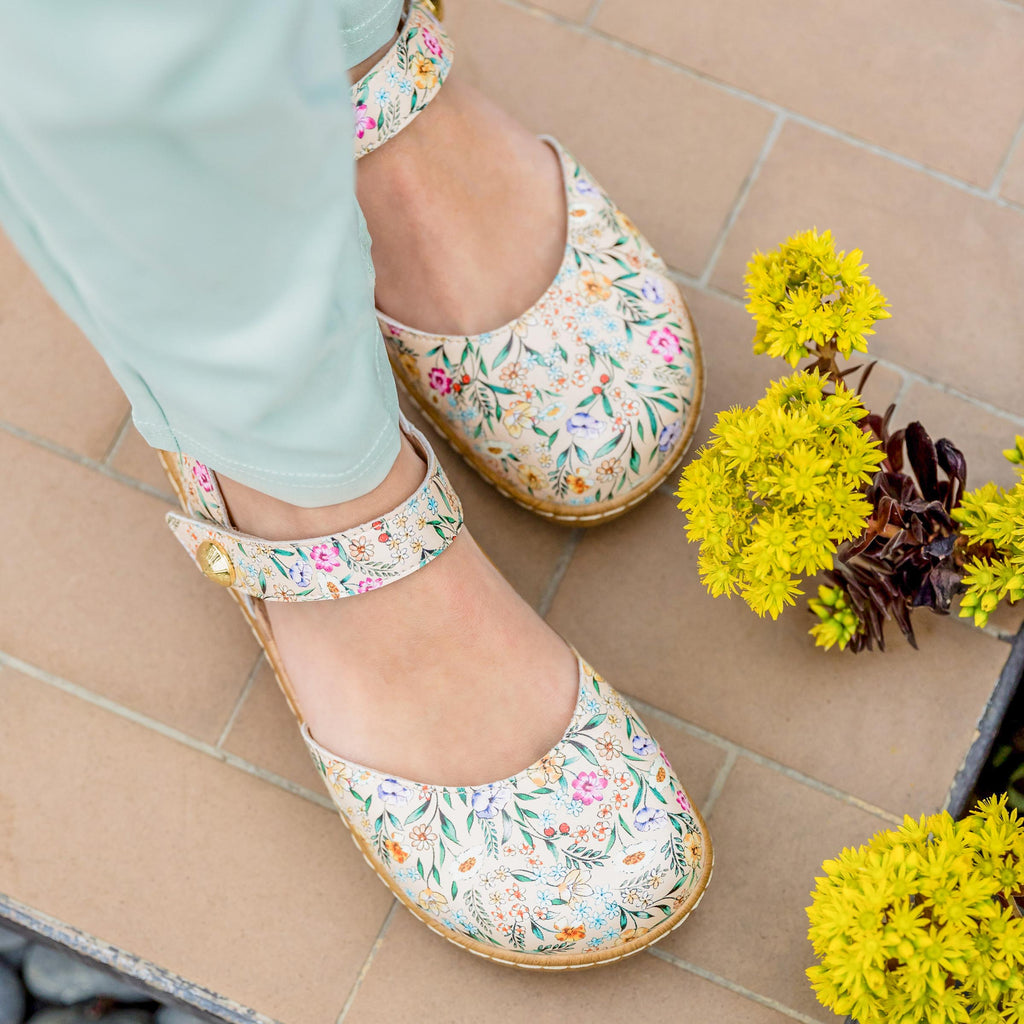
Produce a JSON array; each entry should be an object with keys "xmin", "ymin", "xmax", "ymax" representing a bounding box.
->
[
  {"xmin": 354, "ymin": 65, "xmax": 566, "ymax": 335},
  {"xmin": 217, "ymin": 438, "xmax": 580, "ymax": 786}
]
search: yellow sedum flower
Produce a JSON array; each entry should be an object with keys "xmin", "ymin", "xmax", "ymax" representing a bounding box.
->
[
  {"xmin": 807, "ymin": 796, "xmax": 1024, "ymax": 1023},
  {"xmin": 675, "ymin": 370, "xmax": 884, "ymax": 619},
  {"xmin": 745, "ymin": 228, "xmax": 891, "ymax": 366},
  {"xmin": 952, "ymin": 449, "xmax": 1024, "ymax": 627}
]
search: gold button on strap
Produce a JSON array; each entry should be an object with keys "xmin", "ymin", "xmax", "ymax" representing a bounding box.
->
[{"xmin": 196, "ymin": 539, "xmax": 236, "ymax": 588}]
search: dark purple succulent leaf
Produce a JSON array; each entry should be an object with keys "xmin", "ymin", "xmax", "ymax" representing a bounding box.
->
[
  {"xmin": 905, "ymin": 422, "xmax": 940, "ymax": 501},
  {"xmin": 886, "ymin": 429, "xmax": 905, "ymax": 473},
  {"xmin": 928, "ymin": 567, "xmax": 963, "ymax": 611},
  {"xmin": 924, "ymin": 534, "xmax": 957, "ymax": 560},
  {"xmin": 935, "ymin": 438, "xmax": 967, "ymax": 510}
]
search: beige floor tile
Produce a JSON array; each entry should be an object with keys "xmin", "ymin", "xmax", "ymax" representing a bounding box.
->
[
  {"xmin": 445, "ymin": 0, "xmax": 775, "ymax": 276},
  {"xmin": 546, "ymin": 490, "xmax": 1011, "ymax": 815},
  {"xmin": 0, "ymin": 432, "xmax": 258, "ymax": 743},
  {"xmin": 108, "ymin": 425, "xmax": 176, "ymax": 498},
  {"xmin": 345, "ymin": 908, "xmax": 795, "ymax": 1024},
  {"xmin": 664, "ymin": 758, "xmax": 886, "ymax": 1021},
  {"xmin": 0, "ymin": 668, "xmax": 392, "ymax": 1024},
  {"xmin": 399, "ymin": 397, "xmax": 572, "ymax": 609},
  {"xmin": 0, "ymin": 233, "xmax": 128, "ymax": 459},
  {"xmin": 999, "ymin": 131, "xmax": 1024, "ymax": 205},
  {"xmin": 220, "ymin": 659, "xmax": 324, "ymax": 792},
  {"xmin": 894, "ymin": 381, "xmax": 1023, "ymax": 492},
  {"xmin": 593, "ymin": 0, "xmax": 1024, "ymax": 186},
  {"xmin": 526, "ymin": 0, "xmax": 594, "ymax": 21},
  {"xmin": 708, "ymin": 123, "xmax": 1024, "ymax": 417}
]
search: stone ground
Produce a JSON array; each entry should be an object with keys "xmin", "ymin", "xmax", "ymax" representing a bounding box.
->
[{"xmin": 1, "ymin": 1, "xmax": 1023, "ymax": 1022}]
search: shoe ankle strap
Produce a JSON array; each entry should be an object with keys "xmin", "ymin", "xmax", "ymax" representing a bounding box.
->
[
  {"xmin": 351, "ymin": 0, "xmax": 453, "ymax": 159},
  {"xmin": 165, "ymin": 420, "xmax": 464, "ymax": 601}
]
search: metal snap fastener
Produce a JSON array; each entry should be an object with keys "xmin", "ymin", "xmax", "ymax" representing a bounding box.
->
[{"xmin": 196, "ymin": 539, "xmax": 235, "ymax": 587}]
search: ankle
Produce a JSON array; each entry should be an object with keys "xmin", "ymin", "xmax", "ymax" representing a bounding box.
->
[{"xmin": 216, "ymin": 434, "xmax": 426, "ymax": 541}]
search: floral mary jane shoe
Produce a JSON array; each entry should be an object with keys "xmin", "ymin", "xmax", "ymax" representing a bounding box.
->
[
  {"xmin": 161, "ymin": 417, "xmax": 712, "ymax": 968},
  {"xmin": 352, "ymin": 1, "xmax": 705, "ymax": 526}
]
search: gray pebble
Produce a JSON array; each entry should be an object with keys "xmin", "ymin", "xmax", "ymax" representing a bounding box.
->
[
  {"xmin": 155, "ymin": 1008, "xmax": 208, "ymax": 1024},
  {"xmin": 0, "ymin": 927, "xmax": 27, "ymax": 968},
  {"xmin": 23, "ymin": 946, "xmax": 149, "ymax": 1006},
  {"xmin": 0, "ymin": 961, "xmax": 25, "ymax": 1024},
  {"xmin": 28, "ymin": 1011, "xmax": 152, "ymax": 1024}
]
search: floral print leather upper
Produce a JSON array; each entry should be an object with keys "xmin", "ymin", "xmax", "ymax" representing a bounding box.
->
[
  {"xmin": 305, "ymin": 658, "xmax": 707, "ymax": 956},
  {"xmin": 165, "ymin": 418, "xmax": 463, "ymax": 601},
  {"xmin": 379, "ymin": 141, "xmax": 700, "ymax": 516},
  {"xmin": 351, "ymin": 1, "xmax": 453, "ymax": 160}
]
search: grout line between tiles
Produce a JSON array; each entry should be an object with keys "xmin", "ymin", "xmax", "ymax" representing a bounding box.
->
[
  {"xmin": 698, "ymin": 112, "xmax": 786, "ymax": 287},
  {"xmin": 646, "ymin": 947, "xmax": 828, "ymax": 1024},
  {"xmin": 215, "ymin": 652, "xmax": 266, "ymax": 748},
  {"xmin": 501, "ymin": 0, "xmax": 1024, "ymax": 209},
  {"xmin": 628, "ymin": 695, "xmax": 902, "ymax": 824},
  {"xmin": 100, "ymin": 410, "xmax": 133, "ymax": 465},
  {"xmin": 0, "ymin": 417, "xmax": 175, "ymax": 503},
  {"xmin": 699, "ymin": 748, "xmax": 737, "ymax": 817},
  {"xmin": 536, "ymin": 527, "xmax": 585, "ymax": 618},
  {"xmin": 988, "ymin": 110, "xmax": 1024, "ymax": 197},
  {"xmin": 335, "ymin": 901, "xmax": 398, "ymax": 1024},
  {"xmin": 0, "ymin": 649, "xmax": 336, "ymax": 812}
]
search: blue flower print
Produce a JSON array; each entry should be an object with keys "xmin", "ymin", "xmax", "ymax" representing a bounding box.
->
[
  {"xmin": 658, "ymin": 421, "xmax": 682, "ymax": 452},
  {"xmin": 632, "ymin": 735, "xmax": 657, "ymax": 756},
  {"xmin": 566, "ymin": 411, "xmax": 606, "ymax": 439},
  {"xmin": 641, "ymin": 277, "xmax": 665, "ymax": 304},
  {"xmin": 377, "ymin": 777, "xmax": 412, "ymax": 804},
  {"xmin": 287, "ymin": 561, "xmax": 313, "ymax": 587},
  {"xmin": 634, "ymin": 806, "xmax": 668, "ymax": 832},
  {"xmin": 470, "ymin": 783, "xmax": 511, "ymax": 819}
]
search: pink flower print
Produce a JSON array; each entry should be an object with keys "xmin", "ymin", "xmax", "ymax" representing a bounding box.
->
[
  {"xmin": 676, "ymin": 789, "xmax": 691, "ymax": 813},
  {"xmin": 309, "ymin": 544, "xmax": 341, "ymax": 572},
  {"xmin": 646, "ymin": 326, "xmax": 682, "ymax": 364},
  {"xmin": 421, "ymin": 27, "xmax": 444, "ymax": 57},
  {"xmin": 571, "ymin": 770, "xmax": 608, "ymax": 806},
  {"xmin": 353, "ymin": 103, "xmax": 376, "ymax": 140},
  {"xmin": 357, "ymin": 577, "xmax": 384, "ymax": 593},
  {"xmin": 428, "ymin": 367, "xmax": 453, "ymax": 394},
  {"xmin": 191, "ymin": 462, "xmax": 214, "ymax": 493}
]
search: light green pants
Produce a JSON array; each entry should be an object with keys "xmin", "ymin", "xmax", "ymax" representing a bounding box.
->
[{"xmin": 0, "ymin": 0, "xmax": 406, "ymax": 506}]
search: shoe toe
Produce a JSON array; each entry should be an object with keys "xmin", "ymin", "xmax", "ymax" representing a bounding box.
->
[{"xmin": 304, "ymin": 658, "xmax": 710, "ymax": 964}]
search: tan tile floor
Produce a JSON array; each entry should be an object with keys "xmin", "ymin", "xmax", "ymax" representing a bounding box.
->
[{"xmin": 1, "ymin": 1, "xmax": 1023, "ymax": 1021}]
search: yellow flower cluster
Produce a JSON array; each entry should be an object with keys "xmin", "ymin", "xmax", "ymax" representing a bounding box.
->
[
  {"xmin": 808, "ymin": 584, "xmax": 862, "ymax": 651},
  {"xmin": 807, "ymin": 796, "xmax": 1024, "ymax": 1024},
  {"xmin": 952, "ymin": 438, "xmax": 1024, "ymax": 628},
  {"xmin": 745, "ymin": 228, "xmax": 891, "ymax": 366},
  {"xmin": 675, "ymin": 370, "xmax": 885, "ymax": 619}
]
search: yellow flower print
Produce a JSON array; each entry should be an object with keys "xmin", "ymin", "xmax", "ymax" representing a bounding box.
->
[
  {"xmin": 410, "ymin": 53, "xmax": 439, "ymax": 90},
  {"xmin": 417, "ymin": 886, "xmax": 448, "ymax": 913},
  {"xmin": 613, "ymin": 926, "xmax": 650, "ymax": 946},
  {"xmin": 566, "ymin": 473, "xmax": 591, "ymax": 495},
  {"xmin": 503, "ymin": 400, "xmax": 537, "ymax": 438},
  {"xmin": 527, "ymin": 751, "xmax": 566, "ymax": 786},
  {"xmin": 579, "ymin": 270, "xmax": 612, "ymax": 303},
  {"xmin": 555, "ymin": 924, "xmax": 586, "ymax": 943},
  {"xmin": 517, "ymin": 463, "xmax": 546, "ymax": 491},
  {"xmin": 398, "ymin": 352, "xmax": 418, "ymax": 380},
  {"xmin": 684, "ymin": 832, "xmax": 702, "ymax": 863},
  {"xmin": 557, "ymin": 868, "xmax": 594, "ymax": 907}
]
